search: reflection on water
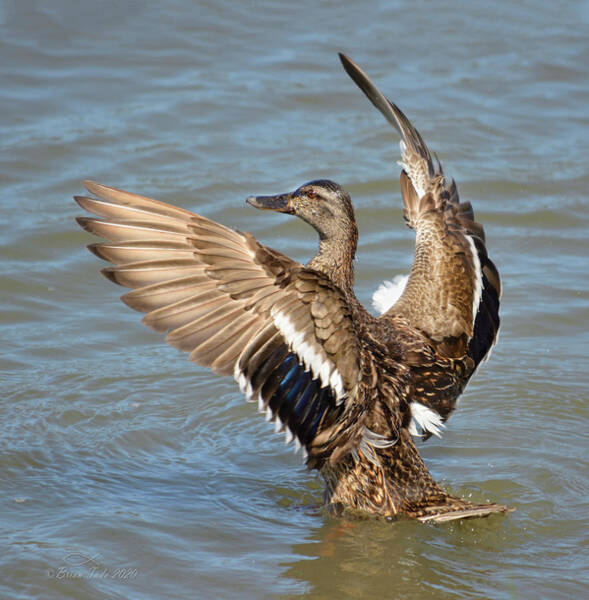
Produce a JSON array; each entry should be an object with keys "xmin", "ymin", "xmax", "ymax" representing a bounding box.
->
[
  {"xmin": 283, "ymin": 516, "xmax": 514, "ymax": 599},
  {"xmin": 2, "ymin": 1, "xmax": 588, "ymax": 599}
]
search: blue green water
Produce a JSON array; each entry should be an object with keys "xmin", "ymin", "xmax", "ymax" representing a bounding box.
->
[{"xmin": 2, "ymin": 1, "xmax": 588, "ymax": 598}]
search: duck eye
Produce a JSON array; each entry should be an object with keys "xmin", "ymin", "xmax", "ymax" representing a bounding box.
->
[{"xmin": 307, "ymin": 189, "xmax": 317, "ymax": 199}]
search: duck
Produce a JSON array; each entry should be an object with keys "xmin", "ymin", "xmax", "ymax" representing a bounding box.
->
[{"xmin": 74, "ymin": 54, "xmax": 509, "ymax": 522}]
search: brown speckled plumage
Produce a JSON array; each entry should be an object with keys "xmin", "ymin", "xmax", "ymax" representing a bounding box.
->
[{"xmin": 74, "ymin": 55, "xmax": 509, "ymax": 523}]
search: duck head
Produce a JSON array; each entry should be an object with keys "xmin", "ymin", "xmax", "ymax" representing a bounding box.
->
[{"xmin": 247, "ymin": 179, "xmax": 356, "ymax": 243}]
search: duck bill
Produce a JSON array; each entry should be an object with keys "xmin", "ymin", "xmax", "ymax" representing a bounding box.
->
[{"xmin": 246, "ymin": 192, "xmax": 293, "ymax": 214}]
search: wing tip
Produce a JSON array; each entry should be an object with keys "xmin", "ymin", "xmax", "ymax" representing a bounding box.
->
[
  {"xmin": 74, "ymin": 194, "xmax": 91, "ymax": 208},
  {"xmin": 83, "ymin": 179, "xmax": 107, "ymax": 196},
  {"xmin": 87, "ymin": 243, "xmax": 109, "ymax": 261},
  {"xmin": 75, "ymin": 215, "xmax": 99, "ymax": 234},
  {"xmin": 99, "ymin": 266, "xmax": 122, "ymax": 286}
]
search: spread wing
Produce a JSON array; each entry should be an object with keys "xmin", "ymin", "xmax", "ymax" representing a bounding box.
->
[
  {"xmin": 75, "ymin": 181, "xmax": 364, "ymax": 465},
  {"xmin": 339, "ymin": 53, "xmax": 500, "ymax": 365}
]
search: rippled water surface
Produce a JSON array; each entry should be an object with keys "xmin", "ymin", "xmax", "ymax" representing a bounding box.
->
[{"xmin": 2, "ymin": 1, "xmax": 588, "ymax": 598}]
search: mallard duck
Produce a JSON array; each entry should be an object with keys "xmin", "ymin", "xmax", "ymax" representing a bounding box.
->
[{"xmin": 75, "ymin": 54, "xmax": 509, "ymax": 522}]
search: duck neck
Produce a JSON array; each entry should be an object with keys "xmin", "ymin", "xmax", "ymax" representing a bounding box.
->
[{"xmin": 307, "ymin": 227, "xmax": 357, "ymax": 295}]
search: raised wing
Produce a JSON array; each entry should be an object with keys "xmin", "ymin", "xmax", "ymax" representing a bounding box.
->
[
  {"xmin": 339, "ymin": 54, "xmax": 500, "ymax": 365},
  {"xmin": 75, "ymin": 181, "xmax": 363, "ymax": 465}
]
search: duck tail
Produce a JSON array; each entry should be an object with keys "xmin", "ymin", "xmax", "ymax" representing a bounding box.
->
[
  {"xmin": 379, "ymin": 431, "xmax": 513, "ymax": 523},
  {"xmin": 412, "ymin": 496, "xmax": 514, "ymax": 523}
]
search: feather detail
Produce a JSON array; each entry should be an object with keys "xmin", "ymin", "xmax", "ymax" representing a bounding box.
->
[
  {"xmin": 372, "ymin": 274, "xmax": 409, "ymax": 315},
  {"xmin": 409, "ymin": 402, "xmax": 445, "ymax": 438}
]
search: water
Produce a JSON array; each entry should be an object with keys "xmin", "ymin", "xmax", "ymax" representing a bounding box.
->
[{"xmin": 2, "ymin": 1, "xmax": 588, "ymax": 598}]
